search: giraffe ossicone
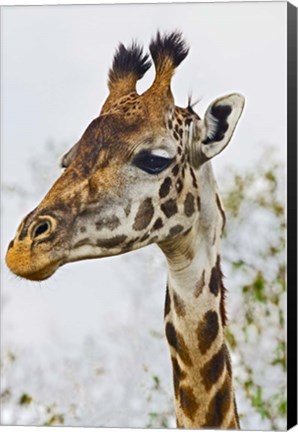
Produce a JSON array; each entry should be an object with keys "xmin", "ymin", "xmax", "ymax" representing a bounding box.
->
[{"xmin": 6, "ymin": 31, "xmax": 245, "ymax": 429}]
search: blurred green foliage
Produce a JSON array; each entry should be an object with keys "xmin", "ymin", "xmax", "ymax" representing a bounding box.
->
[{"xmin": 222, "ymin": 149, "xmax": 286, "ymax": 430}]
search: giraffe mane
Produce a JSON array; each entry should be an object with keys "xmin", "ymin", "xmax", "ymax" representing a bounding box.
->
[{"xmin": 215, "ymin": 255, "xmax": 228, "ymax": 327}]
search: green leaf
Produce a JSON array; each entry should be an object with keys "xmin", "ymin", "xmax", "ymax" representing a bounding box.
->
[
  {"xmin": 19, "ymin": 394, "xmax": 32, "ymax": 405},
  {"xmin": 279, "ymin": 400, "xmax": 287, "ymax": 416},
  {"xmin": 152, "ymin": 375, "xmax": 160, "ymax": 389},
  {"xmin": 44, "ymin": 414, "xmax": 64, "ymax": 426}
]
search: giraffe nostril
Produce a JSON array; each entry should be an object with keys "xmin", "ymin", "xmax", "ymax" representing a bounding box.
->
[
  {"xmin": 32, "ymin": 220, "xmax": 51, "ymax": 239},
  {"xmin": 8, "ymin": 240, "xmax": 14, "ymax": 249}
]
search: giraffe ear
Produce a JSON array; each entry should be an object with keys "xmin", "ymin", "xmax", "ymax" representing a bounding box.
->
[{"xmin": 199, "ymin": 93, "xmax": 245, "ymax": 160}]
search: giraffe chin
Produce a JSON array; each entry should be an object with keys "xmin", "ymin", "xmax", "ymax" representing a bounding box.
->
[
  {"xmin": 9, "ymin": 263, "xmax": 60, "ymax": 281},
  {"xmin": 17, "ymin": 263, "xmax": 60, "ymax": 282}
]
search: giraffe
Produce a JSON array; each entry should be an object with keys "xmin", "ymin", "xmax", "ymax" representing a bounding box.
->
[{"xmin": 6, "ymin": 32, "xmax": 245, "ymax": 429}]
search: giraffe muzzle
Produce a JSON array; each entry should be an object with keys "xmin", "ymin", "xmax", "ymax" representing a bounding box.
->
[
  {"xmin": 5, "ymin": 241, "xmax": 62, "ymax": 281},
  {"xmin": 5, "ymin": 215, "xmax": 64, "ymax": 281}
]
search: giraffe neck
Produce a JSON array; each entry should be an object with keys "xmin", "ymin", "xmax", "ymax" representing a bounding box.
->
[{"xmin": 159, "ymin": 162, "xmax": 240, "ymax": 429}]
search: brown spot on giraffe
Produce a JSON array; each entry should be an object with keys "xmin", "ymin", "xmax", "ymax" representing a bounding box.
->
[
  {"xmin": 197, "ymin": 310, "xmax": 219, "ymax": 354},
  {"xmin": 173, "ymin": 131, "xmax": 179, "ymax": 141},
  {"xmin": 159, "ymin": 177, "xmax": 172, "ymax": 198},
  {"xmin": 164, "ymin": 286, "xmax": 171, "ymax": 318},
  {"xmin": 184, "ymin": 193, "xmax": 195, "ymax": 217},
  {"xmin": 96, "ymin": 235, "xmax": 127, "ymax": 249},
  {"xmin": 165, "ymin": 322, "xmax": 193, "ymax": 367},
  {"xmin": 172, "ymin": 164, "xmax": 179, "ymax": 176},
  {"xmin": 216, "ymin": 193, "xmax": 226, "ymax": 233},
  {"xmin": 203, "ymin": 372, "xmax": 231, "ymax": 428},
  {"xmin": 169, "ymin": 224, "xmax": 184, "ymax": 237},
  {"xmin": 167, "ymin": 119, "xmax": 173, "ymax": 130},
  {"xmin": 153, "ymin": 217, "xmax": 163, "ymax": 230},
  {"xmin": 209, "ymin": 255, "xmax": 228, "ymax": 326},
  {"xmin": 95, "ymin": 215, "xmax": 120, "ymax": 231},
  {"xmin": 173, "ymin": 290, "xmax": 186, "ymax": 317},
  {"xmin": 194, "ymin": 270, "xmax": 205, "ymax": 298},
  {"xmin": 161, "ymin": 199, "xmax": 178, "ymax": 218},
  {"xmin": 133, "ymin": 197, "xmax": 154, "ymax": 230},
  {"xmin": 124, "ymin": 200, "xmax": 132, "ymax": 217},
  {"xmin": 209, "ymin": 256, "xmax": 222, "ymax": 297},
  {"xmin": 200, "ymin": 343, "xmax": 227, "ymax": 391},
  {"xmin": 179, "ymin": 385, "xmax": 199, "ymax": 420}
]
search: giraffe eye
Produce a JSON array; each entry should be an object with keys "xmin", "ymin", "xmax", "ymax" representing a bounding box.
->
[{"xmin": 133, "ymin": 151, "xmax": 174, "ymax": 174}]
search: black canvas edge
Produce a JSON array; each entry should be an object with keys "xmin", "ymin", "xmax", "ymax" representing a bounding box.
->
[{"xmin": 287, "ymin": 2, "xmax": 298, "ymax": 430}]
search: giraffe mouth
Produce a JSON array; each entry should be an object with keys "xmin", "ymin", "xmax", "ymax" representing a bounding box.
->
[{"xmin": 5, "ymin": 247, "xmax": 62, "ymax": 281}]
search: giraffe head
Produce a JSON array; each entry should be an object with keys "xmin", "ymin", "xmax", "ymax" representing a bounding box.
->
[{"xmin": 6, "ymin": 32, "xmax": 245, "ymax": 281}]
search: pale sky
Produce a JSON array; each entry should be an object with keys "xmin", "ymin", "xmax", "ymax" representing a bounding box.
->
[{"xmin": 1, "ymin": 1, "xmax": 287, "ymax": 348}]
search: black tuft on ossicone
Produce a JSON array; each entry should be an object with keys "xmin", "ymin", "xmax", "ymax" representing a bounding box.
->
[
  {"xmin": 108, "ymin": 42, "xmax": 152, "ymax": 84},
  {"xmin": 149, "ymin": 31, "xmax": 189, "ymax": 69}
]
